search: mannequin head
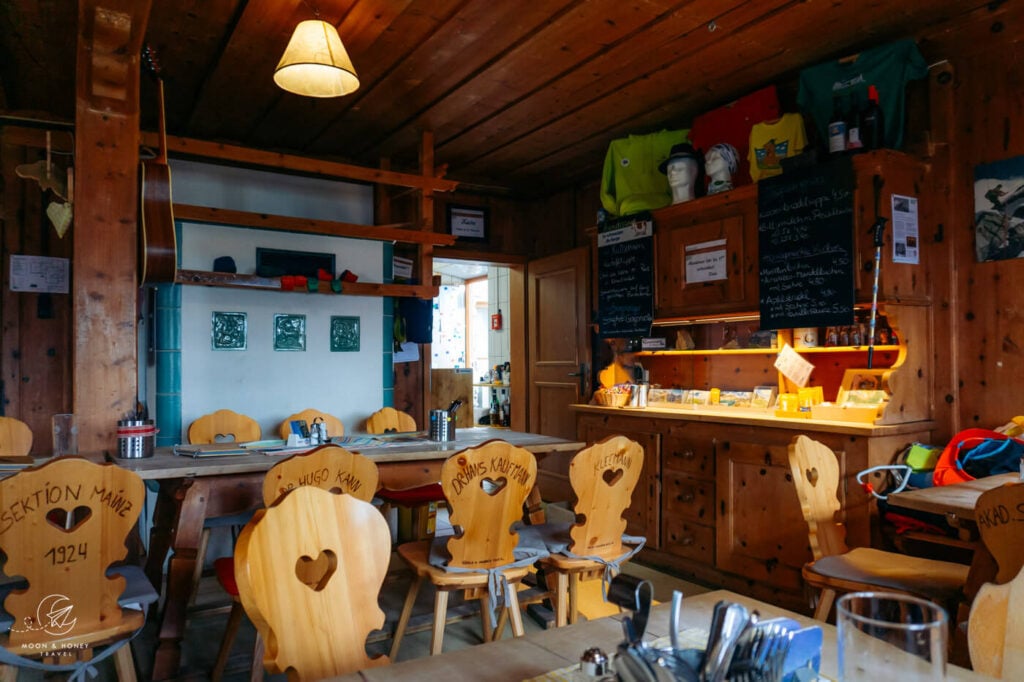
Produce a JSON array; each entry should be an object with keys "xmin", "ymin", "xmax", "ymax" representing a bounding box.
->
[
  {"xmin": 704, "ymin": 143, "xmax": 739, "ymax": 195},
  {"xmin": 658, "ymin": 143, "xmax": 701, "ymax": 204}
]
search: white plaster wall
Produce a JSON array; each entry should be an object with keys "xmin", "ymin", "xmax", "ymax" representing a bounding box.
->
[{"xmin": 171, "ymin": 160, "xmax": 382, "ymax": 438}]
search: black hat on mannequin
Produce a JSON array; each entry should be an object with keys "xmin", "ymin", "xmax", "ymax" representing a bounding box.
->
[{"xmin": 658, "ymin": 142, "xmax": 701, "ymax": 174}]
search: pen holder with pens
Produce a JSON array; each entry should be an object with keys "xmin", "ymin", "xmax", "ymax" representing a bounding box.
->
[{"xmin": 117, "ymin": 419, "xmax": 157, "ymax": 459}]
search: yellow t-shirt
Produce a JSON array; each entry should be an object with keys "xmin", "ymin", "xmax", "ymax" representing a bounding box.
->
[{"xmin": 748, "ymin": 113, "xmax": 807, "ymax": 182}]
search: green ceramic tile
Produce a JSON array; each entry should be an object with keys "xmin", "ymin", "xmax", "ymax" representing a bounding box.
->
[
  {"xmin": 212, "ymin": 311, "xmax": 247, "ymax": 350},
  {"xmin": 330, "ymin": 316, "xmax": 360, "ymax": 352},
  {"xmin": 275, "ymin": 314, "xmax": 306, "ymax": 351}
]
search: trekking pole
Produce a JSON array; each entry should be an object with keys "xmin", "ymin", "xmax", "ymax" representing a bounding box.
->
[{"xmin": 867, "ymin": 174, "xmax": 887, "ymax": 369}]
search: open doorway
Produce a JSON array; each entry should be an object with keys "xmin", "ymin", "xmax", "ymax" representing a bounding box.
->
[{"xmin": 433, "ymin": 258, "xmax": 511, "ymax": 426}]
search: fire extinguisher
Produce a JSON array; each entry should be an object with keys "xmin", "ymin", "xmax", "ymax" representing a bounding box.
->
[{"xmin": 491, "ymin": 308, "xmax": 503, "ymax": 330}]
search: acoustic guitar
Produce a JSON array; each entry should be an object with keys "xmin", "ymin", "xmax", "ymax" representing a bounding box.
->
[{"xmin": 139, "ymin": 45, "xmax": 178, "ymax": 285}]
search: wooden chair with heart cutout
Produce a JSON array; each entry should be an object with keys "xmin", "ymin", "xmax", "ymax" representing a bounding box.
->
[
  {"xmin": 0, "ymin": 416, "xmax": 33, "ymax": 457},
  {"xmin": 788, "ymin": 434, "xmax": 969, "ymax": 621},
  {"xmin": 233, "ymin": 483, "xmax": 391, "ymax": 680},
  {"xmin": 389, "ymin": 440, "xmax": 543, "ymax": 657},
  {"xmin": 277, "ymin": 408, "xmax": 345, "ymax": 440},
  {"xmin": 528, "ymin": 434, "xmax": 646, "ymax": 627},
  {"xmin": 185, "ymin": 409, "xmax": 263, "ymax": 623},
  {"xmin": 0, "ymin": 457, "xmax": 158, "ymax": 681},
  {"xmin": 211, "ymin": 444, "xmax": 379, "ymax": 681},
  {"xmin": 967, "ymin": 482, "xmax": 1024, "ymax": 678}
]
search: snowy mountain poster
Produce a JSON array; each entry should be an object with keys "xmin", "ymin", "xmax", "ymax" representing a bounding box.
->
[{"xmin": 974, "ymin": 155, "xmax": 1024, "ymax": 262}]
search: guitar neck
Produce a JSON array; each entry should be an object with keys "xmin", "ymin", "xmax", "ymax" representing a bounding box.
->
[{"xmin": 156, "ymin": 78, "xmax": 168, "ymax": 166}]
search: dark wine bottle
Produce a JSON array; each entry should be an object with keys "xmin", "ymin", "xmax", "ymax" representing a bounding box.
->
[
  {"xmin": 861, "ymin": 85, "xmax": 885, "ymax": 150},
  {"xmin": 846, "ymin": 92, "xmax": 863, "ymax": 152}
]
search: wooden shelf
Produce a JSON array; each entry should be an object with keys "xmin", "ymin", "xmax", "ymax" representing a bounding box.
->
[
  {"xmin": 175, "ymin": 269, "xmax": 440, "ymax": 299},
  {"xmin": 637, "ymin": 345, "xmax": 900, "ymax": 356}
]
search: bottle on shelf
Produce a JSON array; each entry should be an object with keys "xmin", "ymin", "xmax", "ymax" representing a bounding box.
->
[
  {"xmin": 489, "ymin": 393, "xmax": 499, "ymax": 426},
  {"xmin": 502, "ymin": 390, "xmax": 511, "ymax": 427},
  {"xmin": 846, "ymin": 92, "xmax": 863, "ymax": 152},
  {"xmin": 827, "ymin": 96, "xmax": 848, "ymax": 154},
  {"xmin": 861, "ymin": 84, "xmax": 884, "ymax": 150}
]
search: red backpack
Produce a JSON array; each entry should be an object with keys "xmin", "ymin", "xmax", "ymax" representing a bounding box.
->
[{"xmin": 932, "ymin": 428, "xmax": 1024, "ymax": 486}]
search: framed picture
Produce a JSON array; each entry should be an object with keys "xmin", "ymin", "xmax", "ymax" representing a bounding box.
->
[{"xmin": 446, "ymin": 204, "xmax": 488, "ymax": 241}]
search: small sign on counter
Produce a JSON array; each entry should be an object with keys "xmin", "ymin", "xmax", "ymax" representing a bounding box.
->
[{"xmin": 774, "ymin": 343, "xmax": 815, "ymax": 387}]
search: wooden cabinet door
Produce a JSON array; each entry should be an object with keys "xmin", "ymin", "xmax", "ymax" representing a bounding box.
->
[
  {"xmin": 578, "ymin": 419, "xmax": 660, "ymax": 548},
  {"xmin": 715, "ymin": 435, "xmax": 846, "ymax": 592},
  {"xmin": 654, "ymin": 185, "xmax": 758, "ymax": 317}
]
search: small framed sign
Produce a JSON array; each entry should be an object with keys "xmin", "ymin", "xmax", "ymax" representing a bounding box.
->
[{"xmin": 446, "ymin": 204, "xmax": 488, "ymax": 241}]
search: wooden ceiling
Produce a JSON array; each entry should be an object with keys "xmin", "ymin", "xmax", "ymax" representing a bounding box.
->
[{"xmin": 0, "ymin": 1, "xmax": 1005, "ymax": 195}]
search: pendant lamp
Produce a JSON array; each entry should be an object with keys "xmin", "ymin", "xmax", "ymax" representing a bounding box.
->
[{"xmin": 274, "ymin": 19, "xmax": 359, "ymax": 98}]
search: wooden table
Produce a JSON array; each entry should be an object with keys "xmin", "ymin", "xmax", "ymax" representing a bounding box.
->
[
  {"xmin": 328, "ymin": 589, "xmax": 988, "ymax": 681},
  {"xmin": 103, "ymin": 427, "xmax": 583, "ymax": 680},
  {"xmin": 886, "ymin": 472, "xmax": 1018, "ymax": 531}
]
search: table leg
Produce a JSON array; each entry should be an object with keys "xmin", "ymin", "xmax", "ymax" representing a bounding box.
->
[{"xmin": 150, "ymin": 474, "xmax": 264, "ymax": 680}]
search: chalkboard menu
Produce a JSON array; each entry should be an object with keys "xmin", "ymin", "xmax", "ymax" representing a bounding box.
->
[
  {"xmin": 597, "ymin": 213, "xmax": 654, "ymax": 338},
  {"xmin": 758, "ymin": 158, "xmax": 856, "ymax": 330}
]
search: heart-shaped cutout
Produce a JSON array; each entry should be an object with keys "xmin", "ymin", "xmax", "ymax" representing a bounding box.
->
[
  {"xmin": 805, "ymin": 467, "xmax": 819, "ymax": 486},
  {"xmin": 46, "ymin": 505, "xmax": 92, "ymax": 532},
  {"xmin": 602, "ymin": 468, "xmax": 624, "ymax": 486},
  {"xmin": 214, "ymin": 433, "xmax": 237, "ymax": 443},
  {"xmin": 295, "ymin": 549, "xmax": 337, "ymax": 591},
  {"xmin": 480, "ymin": 477, "xmax": 507, "ymax": 496}
]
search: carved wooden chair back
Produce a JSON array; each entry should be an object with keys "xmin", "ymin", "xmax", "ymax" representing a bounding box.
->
[
  {"xmin": 188, "ymin": 409, "xmax": 261, "ymax": 444},
  {"xmin": 0, "ymin": 458, "xmax": 146, "ymax": 662},
  {"xmin": 234, "ymin": 485, "xmax": 391, "ymax": 679},
  {"xmin": 262, "ymin": 444, "xmax": 379, "ymax": 505},
  {"xmin": 365, "ymin": 407, "xmax": 417, "ymax": 434},
  {"xmin": 442, "ymin": 439, "xmax": 537, "ymax": 569},
  {"xmin": 787, "ymin": 434, "xmax": 849, "ymax": 560},
  {"xmin": 0, "ymin": 417, "xmax": 32, "ymax": 457},
  {"xmin": 969, "ymin": 562, "xmax": 1024, "ymax": 678},
  {"xmin": 567, "ymin": 435, "xmax": 644, "ymax": 558},
  {"xmin": 277, "ymin": 409, "xmax": 345, "ymax": 440},
  {"xmin": 973, "ymin": 482, "xmax": 1024, "ymax": 583}
]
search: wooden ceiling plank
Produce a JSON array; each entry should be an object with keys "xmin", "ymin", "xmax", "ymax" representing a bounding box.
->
[
  {"xmin": 310, "ymin": 0, "xmax": 583, "ymax": 157},
  {"xmin": 334, "ymin": 0, "xmax": 686, "ymax": 163},
  {"xmin": 142, "ymin": 0, "xmax": 242, "ymax": 136},
  {"xmin": 472, "ymin": 0, "xmax": 979, "ymax": 182},
  {"xmin": 145, "ymin": 133, "xmax": 459, "ymax": 191},
  {"xmin": 436, "ymin": 0, "xmax": 751, "ymax": 166},
  {"xmin": 0, "ymin": 0, "xmax": 77, "ymax": 119},
  {"xmin": 251, "ymin": 0, "xmax": 463, "ymax": 152}
]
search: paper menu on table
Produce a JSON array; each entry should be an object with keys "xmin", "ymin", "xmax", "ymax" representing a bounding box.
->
[{"xmin": 774, "ymin": 343, "xmax": 815, "ymax": 387}]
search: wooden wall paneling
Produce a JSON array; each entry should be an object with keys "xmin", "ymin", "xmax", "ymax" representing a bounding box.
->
[
  {"xmin": 73, "ymin": 0, "xmax": 151, "ymax": 452},
  {"xmin": 1, "ymin": 142, "xmax": 25, "ymax": 422},
  {"xmin": 955, "ymin": 43, "xmax": 1024, "ymax": 430},
  {"xmin": 925, "ymin": 61, "xmax": 960, "ymax": 441}
]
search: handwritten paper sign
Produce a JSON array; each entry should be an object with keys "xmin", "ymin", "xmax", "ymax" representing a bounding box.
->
[
  {"xmin": 9, "ymin": 255, "xmax": 69, "ymax": 293},
  {"xmin": 598, "ymin": 214, "xmax": 654, "ymax": 337},
  {"xmin": 774, "ymin": 343, "xmax": 815, "ymax": 387},
  {"xmin": 685, "ymin": 238, "xmax": 728, "ymax": 283},
  {"xmin": 758, "ymin": 158, "xmax": 855, "ymax": 330}
]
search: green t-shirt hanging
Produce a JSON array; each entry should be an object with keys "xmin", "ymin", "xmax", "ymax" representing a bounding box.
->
[{"xmin": 797, "ymin": 39, "xmax": 928, "ymax": 150}]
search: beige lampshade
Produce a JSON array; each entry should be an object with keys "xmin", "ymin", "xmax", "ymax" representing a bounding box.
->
[{"xmin": 274, "ymin": 19, "xmax": 360, "ymax": 98}]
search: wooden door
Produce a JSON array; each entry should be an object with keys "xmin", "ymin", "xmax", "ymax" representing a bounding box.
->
[{"xmin": 527, "ymin": 247, "xmax": 590, "ymax": 440}]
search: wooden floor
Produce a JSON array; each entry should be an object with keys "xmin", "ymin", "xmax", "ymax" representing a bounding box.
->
[{"xmin": 6, "ymin": 558, "xmax": 709, "ymax": 681}]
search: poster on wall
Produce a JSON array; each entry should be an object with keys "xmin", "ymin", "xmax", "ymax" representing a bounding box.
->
[{"xmin": 974, "ymin": 155, "xmax": 1024, "ymax": 262}]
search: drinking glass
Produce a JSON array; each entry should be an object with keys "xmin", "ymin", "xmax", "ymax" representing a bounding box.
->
[
  {"xmin": 837, "ymin": 591, "xmax": 947, "ymax": 681},
  {"xmin": 52, "ymin": 413, "xmax": 79, "ymax": 456}
]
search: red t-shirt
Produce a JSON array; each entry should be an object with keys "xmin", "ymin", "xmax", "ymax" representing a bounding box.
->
[{"xmin": 689, "ymin": 85, "xmax": 780, "ymax": 187}]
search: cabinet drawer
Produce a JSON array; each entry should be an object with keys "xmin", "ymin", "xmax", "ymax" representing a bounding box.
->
[
  {"xmin": 662, "ymin": 518, "xmax": 715, "ymax": 564},
  {"xmin": 662, "ymin": 435, "xmax": 715, "ymax": 476},
  {"xmin": 663, "ymin": 473, "xmax": 714, "ymax": 522}
]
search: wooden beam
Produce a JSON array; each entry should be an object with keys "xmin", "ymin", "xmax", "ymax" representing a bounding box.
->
[
  {"xmin": 176, "ymin": 269, "xmax": 440, "ymax": 299},
  {"xmin": 74, "ymin": 0, "xmax": 151, "ymax": 451},
  {"xmin": 174, "ymin": 204, "xmax": 458, "ymax": 246},
  {"xmin": 139, "ymin": 132, "xmax": 459, "ymax": 193}
]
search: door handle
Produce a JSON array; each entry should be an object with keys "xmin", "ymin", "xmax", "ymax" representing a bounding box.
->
[{"xmin": 567, "ymin": 363, "xmax": 588, "ymax": 395}]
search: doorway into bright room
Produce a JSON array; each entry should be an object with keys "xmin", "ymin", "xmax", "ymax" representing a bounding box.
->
[{"xmin": 432, "ymin": 258, "xmax": 511, "ymax": 427}]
